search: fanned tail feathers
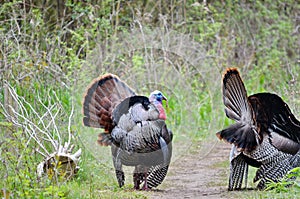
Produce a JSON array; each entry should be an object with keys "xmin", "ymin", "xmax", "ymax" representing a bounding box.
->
[
  {"xmin": 219, "ymin": 68, "xmax": 300, "ymax": 190},
  {"xmin": 82, "ymin": 74, "xmax": 136, "ymax": 145},
  {"xmin": 216, "ymin": 68, "xmax": 260, "ymax": 151},
  {"xmin": 222, "ymin": 68, "xmax": 251, "ymax": 122}
]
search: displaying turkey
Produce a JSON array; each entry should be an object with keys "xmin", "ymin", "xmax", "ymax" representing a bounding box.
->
[
  {"xmin": 82, "ymin": 74, "xmax": 173, "ymax": 190},
  {"xmin": 216, "ymin": 68, "xmax": 300, "ymax": 190}
]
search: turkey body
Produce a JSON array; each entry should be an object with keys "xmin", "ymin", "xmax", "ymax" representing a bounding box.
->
[
  {"xmin": 82, "ymin": 74, "xmax": 172, "ymax": 190},
  {"xmin": 217, "ymin": 68, "xmax": 300, "ymax": 190}
]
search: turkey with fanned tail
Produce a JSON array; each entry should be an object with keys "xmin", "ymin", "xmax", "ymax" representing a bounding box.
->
[
  {"xmin": 82, "ymin": 74, "xmax": 172, "ymax": 190},
  {"xmin": 216, "ymin": 68, "xmax": 300, "ymax": 190}
]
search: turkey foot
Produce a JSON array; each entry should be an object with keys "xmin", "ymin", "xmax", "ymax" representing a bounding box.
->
[
  {"xmin": 133, "ymin": 173, "xmax": 143, "ymax": 190},
  {"xmin": 141, "ymin": 172, "xmax": 150, "ymax": 191}
]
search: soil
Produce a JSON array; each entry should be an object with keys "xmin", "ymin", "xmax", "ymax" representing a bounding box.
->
[{"xmin": 147, "ymin": 139, "xmax": 233, "ymax": 199}]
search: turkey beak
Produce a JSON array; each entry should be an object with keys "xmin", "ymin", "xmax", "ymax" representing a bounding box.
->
[{"xmin": 162, "ymin": 95, "xmax": 168, "ymax": 107}]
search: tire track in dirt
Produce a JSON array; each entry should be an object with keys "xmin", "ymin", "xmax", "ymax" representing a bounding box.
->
[{"xmin": 148, "ymin": 140, "xmax": 232, "ymax": 198}]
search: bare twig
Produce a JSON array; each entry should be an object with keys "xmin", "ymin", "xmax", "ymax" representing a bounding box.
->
[{"xmin": 0, "ymin": 82, "xmax": 81, "ymax": 180}]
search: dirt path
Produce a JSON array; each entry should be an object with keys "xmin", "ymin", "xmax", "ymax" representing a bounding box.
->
[{"xmin": 148, "ymin": 140, "xmax": 233, "ymax": 199}]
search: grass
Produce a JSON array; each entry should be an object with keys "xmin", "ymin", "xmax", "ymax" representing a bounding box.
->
[
  {"xmin": 202, "ymin": 164, "xmax": 300, "ymax": 199},
  {"xmin": 0, "ymin": 0, "xmax": 300, "ymax": 198}
]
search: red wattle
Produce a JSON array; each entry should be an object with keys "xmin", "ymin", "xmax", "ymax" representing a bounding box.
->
[{"xmin": 156, "ymin": 103, "xmax": 167, "ymax": 120}]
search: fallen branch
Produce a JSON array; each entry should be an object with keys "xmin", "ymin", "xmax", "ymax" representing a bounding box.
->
[{"xmin": 1, "ymin": 82, "xmax": 81, "ymax": 181}]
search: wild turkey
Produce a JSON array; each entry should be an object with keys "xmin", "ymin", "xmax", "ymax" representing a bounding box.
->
[
  {"xmin": 82, "ymin": 74, "xmax": 173, "ymax": 190},
  {"xmin": 216, "ymin": 68, "xmax": 300, "ymax": 190}
]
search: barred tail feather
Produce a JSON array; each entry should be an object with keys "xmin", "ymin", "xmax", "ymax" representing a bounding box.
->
[
  {"xmin": 82, "ymin": 74, "xmax": 136, "ymax": 132},
  {"xmin": 147, "ymin": 165, "xmax": 169, "ymax": 189},
  {"xmin": 229, "ymin": 154, "xmax": 248, "ymax": 190}
]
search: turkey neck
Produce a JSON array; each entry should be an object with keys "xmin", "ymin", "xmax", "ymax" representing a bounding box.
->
[{"xmin": 153, "ymin": 102, "xmax": 167, "ymax": 120}]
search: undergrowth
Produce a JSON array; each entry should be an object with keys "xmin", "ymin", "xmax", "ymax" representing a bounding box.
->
[{"xmin": 0, "ymin": 0, "xmax": 299, "ymax": 198}]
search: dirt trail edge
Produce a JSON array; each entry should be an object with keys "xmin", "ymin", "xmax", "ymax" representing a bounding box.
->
[{"xmin": 148, "ymin": 140, "xmax": 232, "ymax": 199}]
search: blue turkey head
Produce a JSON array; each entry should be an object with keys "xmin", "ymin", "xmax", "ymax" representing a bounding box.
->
[{"xmin": 149, "ymin": 90, "xmax": 167, "ymax": 104}]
